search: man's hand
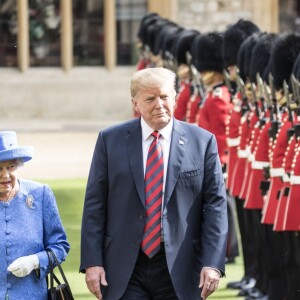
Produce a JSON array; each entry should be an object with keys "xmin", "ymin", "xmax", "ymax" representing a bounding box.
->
[
  {"xmin": 199, "ymin": 267, "xmax": 221, "ymax": 299},
  {"xmin": 85, "ymin": 266, "xmax": 108, "ymax": 299},
  {"xmin": 7, "ymin": 254, "xmax": 39, "ymax": 277}
]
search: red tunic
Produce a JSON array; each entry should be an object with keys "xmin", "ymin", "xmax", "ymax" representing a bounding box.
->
[
  {"xmin": 186, "ymin": 93, "xmax": 201, "ymax": 124},
  {"xmin": 262, "ymin": 112, "xmax": 293, "ymax": 224},
  {"xmin": 136, "ymin": 57, "xmax": 150, "ymax": 71},
  {"xmin": 231, "ymin": 112, "xmax": 250, "ymax": 197},
  {"xmin": 273, "ymin": 135, "xmax": 296, "ymax": 231},
  {"xmin": 283, "ymin": 138, "xmax": 300, "ymax": 231},
  {"xmin": 239, "ymin": 111, "xmax": 259, "ymax": 199},
  {"xmin": 244, "ymin": 119, "xmax": 271, "ymax": 209},
  {"xmin": 197, "ymin": 85, "xmax": 232, "ymax": 165},
  {"xmin": 174, "ymin": 80, "xmax": 191, "ymax": 121},
  {"xmin": 226, "ymin": 94, "xmax": 242, "ymax": 191}
]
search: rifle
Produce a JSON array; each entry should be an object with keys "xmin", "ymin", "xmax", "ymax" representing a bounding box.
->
[
  {"xmin": 251, "ymin": 82, "xmax": 260, "ymax": 117},
  {"xmin": 235, "ymin": 66, "xmax": 249, "ymax": 115},
  {"xmin": 185, "ymin": 51, "xmax": 206, "ymax": 101},
  {"xmin": 256, "ymin": 73, "xmax": 268, "ymax": 114},
  {"xmin": 283, "ymin": 80, "xmax": 294, "ymax": 127},
  {"xmin": 268, "ymin": 73, "xmax": 280, "ymax": 139},
  {"xmin": 223, "ymin": 69, "xmax": 235, "ymax": 101}
]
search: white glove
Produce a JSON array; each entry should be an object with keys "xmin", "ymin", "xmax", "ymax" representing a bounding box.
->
[{"xmin": 7, "ymin": 254, "xmax": 39, "ymax": 277}]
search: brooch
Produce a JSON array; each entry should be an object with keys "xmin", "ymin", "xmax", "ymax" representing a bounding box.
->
[{"xmin": 26, "ymin": 195, "xmax": 35, "ymax": 209}]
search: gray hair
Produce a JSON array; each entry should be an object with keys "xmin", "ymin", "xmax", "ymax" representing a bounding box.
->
[{"xmin": 130, "ymin": 67, "xmax": 176, "ymax": 98}]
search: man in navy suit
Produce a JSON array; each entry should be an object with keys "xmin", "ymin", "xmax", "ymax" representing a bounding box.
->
[{"xmin": 80, "ymin": 67, "xmax": 228, "ymax": 300}]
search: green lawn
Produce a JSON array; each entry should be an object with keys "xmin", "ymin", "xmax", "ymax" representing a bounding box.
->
[{"xmin": 45, "ymin": 178, "xmax": 243, "ymax": 300}]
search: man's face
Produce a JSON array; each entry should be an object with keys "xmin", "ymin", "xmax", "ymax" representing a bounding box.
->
[{"xmin": 132, "ymin": 84, "xmax": 176, "ymax": 130}]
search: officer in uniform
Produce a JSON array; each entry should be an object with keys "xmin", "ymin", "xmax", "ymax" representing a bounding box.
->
[{"xmin": 193, "ymin": 31, "xmax": 239, "ymax": 264}]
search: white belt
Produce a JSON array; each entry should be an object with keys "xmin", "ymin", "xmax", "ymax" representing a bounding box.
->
[
  {"xmin": 290, "ymin": 175, "xmax": 300, "ymax": 185},
  {"xmin": 248, "ymin": 153, "xmax": 254, "ymax": 162},
  {"xmin": 233, "ymin": 106, "xmax": 241, "ymax": 112},
  {"xmin": 246, "ymin": 145, "xmax": 251, "ymax": 156},
  {"xmin": 282, "ymin": 173, "xmax": 290, "ymax": 183},
  {"xmin": 237, "ymin": 149, "xmax": 248, "ymax": 158},
  {"xmin": 270, "ymin": 167, "xmax": 285, "ymax": 177},
  {"xmin": 251, "ymin": 161, "xmax": 270, "ymax": 170},
  {"xmin": 227, "ymin": 137, "xmax": 240, "ymax": 147}
]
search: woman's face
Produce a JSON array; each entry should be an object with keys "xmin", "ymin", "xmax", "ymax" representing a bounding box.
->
[{"xmin": 0, "ymin": 160, "xmax": 18, "ymax": 200}]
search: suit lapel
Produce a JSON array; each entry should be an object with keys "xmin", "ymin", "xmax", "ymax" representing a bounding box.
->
[
  {"xmin": 164, "ymin": 120, "xmax": 187, "ymax": 209},
  {"xmin": 125, "ymin": 119, "xmax": 146, "ymax": 207}
]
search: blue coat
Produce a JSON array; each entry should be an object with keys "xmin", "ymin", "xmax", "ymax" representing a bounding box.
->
[
  {"xmin": 80, "ymin": 118, "xmax": 228, "ymax": 300},
  {"xmin": 0, "ymin": 179, "xmax": 70, "ymax": 300}
]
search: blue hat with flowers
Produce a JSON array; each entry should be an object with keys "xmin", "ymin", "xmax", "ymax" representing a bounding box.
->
[{"xmin": 0, "ymin": 131, "xmax": 34, "ymax": 162}]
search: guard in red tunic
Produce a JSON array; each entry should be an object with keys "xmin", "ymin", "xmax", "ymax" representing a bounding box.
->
[
  {"xmin": 171, "ymin": 30, "xmax": 200, "ymax": 121},
  {"xmin": 194, "ymin": 32, "xmax": 232, "ymax": 165},
  {"xmin": 223, "ymin": 19, "xmax": 261, "ymax": 291},
  {"xmin": 261, "ymin": 33, "xmax": 300, "ymax": 300},
  {"xmin": 192, "ymin": 31, "xmax": 239, "ymax": 264}
]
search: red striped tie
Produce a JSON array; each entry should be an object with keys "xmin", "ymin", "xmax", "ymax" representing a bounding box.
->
[{"xmin": 141, "ymin": 131, "xmax": 164, "ymax": 258}]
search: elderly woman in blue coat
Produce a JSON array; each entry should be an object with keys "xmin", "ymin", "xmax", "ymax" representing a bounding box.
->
[{"xmin": 0, "ymin": 131, "xmax": 70, "ymax": 299}]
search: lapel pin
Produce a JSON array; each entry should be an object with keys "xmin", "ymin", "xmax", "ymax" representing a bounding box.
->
[
  {"xmin": 179, "ymin": 140, "xmax": 184, "ymax": 145},
  {"xmin": 26, "ymin": 195, "xmax": 35, "ymax": 209}
]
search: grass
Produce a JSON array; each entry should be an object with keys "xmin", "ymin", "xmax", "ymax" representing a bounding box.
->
[{"xmin": 44, "ymin": 178, "xmax": 243, "ymax": 300}]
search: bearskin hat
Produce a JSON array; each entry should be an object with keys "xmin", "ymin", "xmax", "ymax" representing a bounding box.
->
[
  {"xmin": 223, "ymin": 19, "xmax": 260, "ymax": 67},
  {"xmin": 160, "ymin": 26, "xmax": 184, "ymax": 60},
  {"xmin": 147, "ymin": 19, "xmax": 169, "ymax": 53},
  {"xmin": 237, "ymin": 33, "xmax": 261, "ymax": 81},
  {"xmin": 137, "ymin": 14, "xmax": 161, "ymax": 46},
  {"xmin": 271, "ymin": 32, "xmax": 300, "ymax": 90},
  {"xmin": 193, "ymin": 32, "xmax": 224, "ymax": 73},
  {"xmin": 190, "ymin": 33, "xmax": 202, "ymax": 66},
  {"xmin": 170, "ymin": 29, "xmax": 200, "ymax": 65},
  {"xmin": 249, "ymin": 33, "xmax": 278, "ymax": 83},
  {"xmin": 153, "ymin": 22, "xmax": 181, "ymax": 56}
]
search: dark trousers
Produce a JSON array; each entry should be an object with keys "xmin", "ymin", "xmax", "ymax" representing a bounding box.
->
[
  {"xmin": 235, "ymin": 197, "xmax": 256, "ymax": 278},
  {"xmin": 226, "ymin": 192, "xmax": 239, "ymax": 259},
  {"xmin": 120, "ymin": 245, "xmax": 178, "ymax": 300}
]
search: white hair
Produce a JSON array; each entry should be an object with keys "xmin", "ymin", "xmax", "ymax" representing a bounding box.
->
[{"xmin": 130, "ymin": 67, "xmax": 176, "ymax": 98}]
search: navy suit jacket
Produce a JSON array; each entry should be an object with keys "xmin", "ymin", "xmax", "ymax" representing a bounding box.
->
[{"xmin": 80, "ymin": 118, "xmax": 228, "ymax": 300}]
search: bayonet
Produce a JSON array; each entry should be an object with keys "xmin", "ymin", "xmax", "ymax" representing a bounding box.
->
[
  {"xmin": 268, "ymin": 73, "xmax": 278, "ymax": 119},
  {"xmin": 269, "ymin": 73, "xmax": 276, "ymax": 102},
  {"xmin": 283, "ymin": 80, "xmax": 291, "ymax": 108},
  {"xmin": 284, "ymin": 80, "xmax": 294, "ymax": 126},
  {"xmin": 256, "ymin": 73, "xmax": 267, "ymax": 113},
  {"xmin": 291, "ymin": 74, "xmax": 300, "ymax": 106},
  {"xmin": 223, "ymin": 69, "xmax": 234, "ymax": 100},
  {"xmin": 251, "ymin": 83, "xmax": 260, "ymax": 117}
]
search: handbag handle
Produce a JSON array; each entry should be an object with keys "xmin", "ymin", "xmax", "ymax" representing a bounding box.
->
[{"xmin": 46, "ymin": 249, "xmax": 72, "ymax": 293}]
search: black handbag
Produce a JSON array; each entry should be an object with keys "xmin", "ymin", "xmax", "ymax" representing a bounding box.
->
[{"xmin": 46, "ymin": 249, "xmax": 74, "ymax": 300}]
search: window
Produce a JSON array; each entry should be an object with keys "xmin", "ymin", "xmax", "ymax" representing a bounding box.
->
[
  {"xmin": 73, "ymin": 0, "xmax": 104, "ymax": 66},
  {"xmin": 116, "ymin": 0, "xmax": 146, "ymax": 65},
  {"xmin": 0, "ymin": 0, "xmax": 17, "ymax": 67},
  {"xmin": 29, "ymin": 0, "xmax": 61, "ymax": 66}
]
